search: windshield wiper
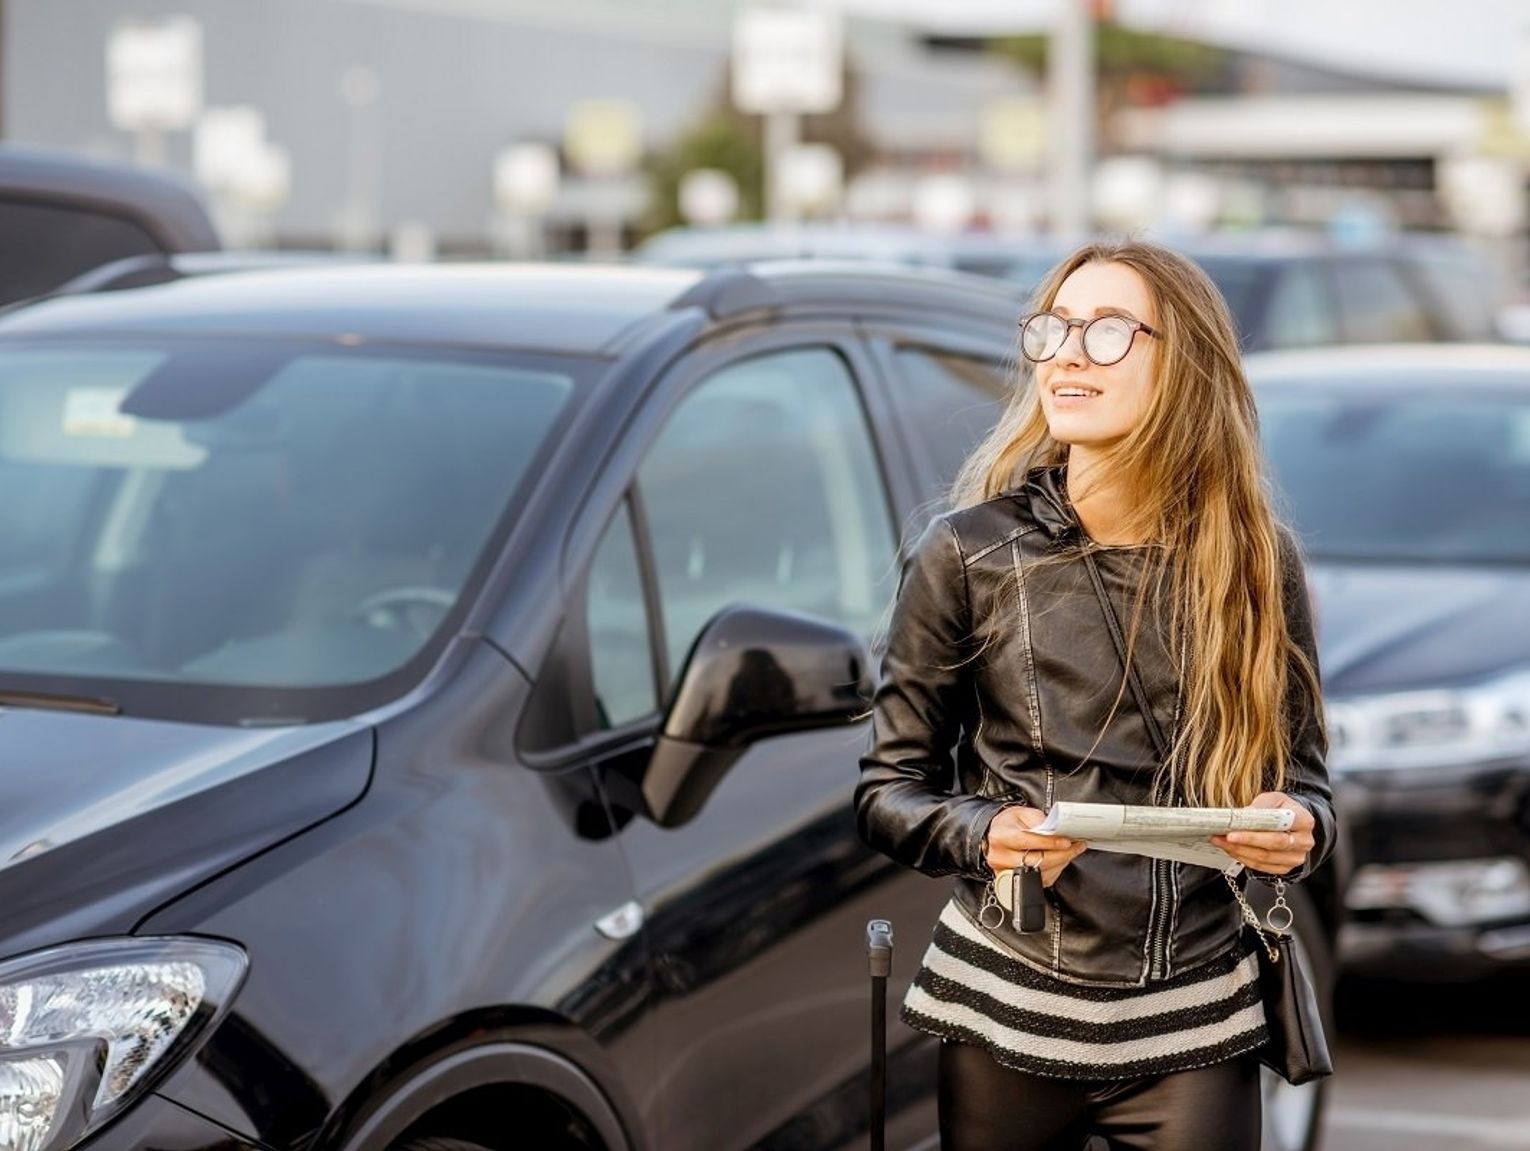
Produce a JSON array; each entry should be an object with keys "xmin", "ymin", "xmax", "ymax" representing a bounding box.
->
[{"xmin": 0, "ymin": 689, "xmax": 122, "ymax": 716}]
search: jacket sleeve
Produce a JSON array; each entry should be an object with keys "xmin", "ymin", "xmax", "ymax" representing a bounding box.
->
[
  {"xmin": 1268, "ymin": 527, "xmax": 1335, "ymax": 882},
  {"xmin": 854, "ymin": 515, "xmax": 1010, "ymax": 879}
]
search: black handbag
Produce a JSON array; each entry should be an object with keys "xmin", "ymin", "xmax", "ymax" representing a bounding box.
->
[
  {"xmin": 1226, "ymin": 872, "xmax": 1335, "ymax": 1085},
  {"xmin": 1082, "ymin": 547, "xmax": 1334, "ymax": 1086}
]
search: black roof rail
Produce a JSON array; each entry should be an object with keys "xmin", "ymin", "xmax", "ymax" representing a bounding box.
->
[{"xmin": 669, "ymin": 268, "xmax": 780, "ymax": 320}]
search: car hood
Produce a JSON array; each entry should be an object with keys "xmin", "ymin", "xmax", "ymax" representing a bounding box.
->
[
  {"xmin": 1307, "ymin": 562, "xmax": 1530, "ymax": 697},
  {"xmin": 0, "ymin": 707, "xmax": 372, "ymax": 956}
]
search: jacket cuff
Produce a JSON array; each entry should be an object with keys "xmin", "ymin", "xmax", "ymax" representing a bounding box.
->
[{"xmin": 968, "ymin": 799, "xmax": 1027, "ymax": 881}]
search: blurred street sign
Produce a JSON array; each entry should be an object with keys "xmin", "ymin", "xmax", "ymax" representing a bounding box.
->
[
  {"xmin": 564, "ymin": 100, "xmax": 644, "ymax": 178},
  {"xmin": 107, "ymin": 16, "xmax": 203, "ymax": 132},
  {"xmin": 679, "ymin": 169, "xmax": 740, "ymax": 226},
  {"xmin": 732, "ymin": 5, "xmax": 842, "ymax": 116},
  {"xmin": 495, "ymin": 143, "xmax": 560, "ymax": 216},
  {"xmin": 980, "ymin": 96, "xmax": 1047, "ymax": 172}
]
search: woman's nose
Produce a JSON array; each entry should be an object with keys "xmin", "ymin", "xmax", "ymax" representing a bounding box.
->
[{"xmin": 1056, "ymin": 322, "xmax": 1088, "ymax": 364}]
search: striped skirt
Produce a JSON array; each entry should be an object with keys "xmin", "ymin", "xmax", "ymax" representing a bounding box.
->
[{"xmin": 903, "ymin": 899, "xmax": 1268, "ymax": 1081}]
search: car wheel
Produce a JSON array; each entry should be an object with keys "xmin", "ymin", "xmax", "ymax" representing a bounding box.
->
[{"xmin": 1259, "ymin": 885, "xmax": 1333, "ymax": 1151}]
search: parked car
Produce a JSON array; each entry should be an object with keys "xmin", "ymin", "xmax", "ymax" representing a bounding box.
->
[
  {"xmin": 0, "ymin": 143, "xmax": 221, "ymax": 308},
  {"xmin": 0, "ymin": 259, "xmax": 1334, "ymax": 1151},
  {"xmin": 638, "ymin": 224, "xmax": 1507, "ymax": 352},
  {"xmin": 1245, "ymin": 344, "xmax": 1530, "ymax": 982}
]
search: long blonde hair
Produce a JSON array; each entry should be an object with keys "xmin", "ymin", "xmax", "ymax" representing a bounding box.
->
[{"xmin": 952, "ymin": 239, "xmax": 1320, "ymax": 806}]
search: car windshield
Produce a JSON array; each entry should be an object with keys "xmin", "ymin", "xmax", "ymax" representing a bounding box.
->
[
  {"xmin": 1258, "ymin": 380, "xmax": 1530, "ymax": 564},
  {"xmin": 0, "ymin": 337, "xmax": 592, "ymax": 723}
]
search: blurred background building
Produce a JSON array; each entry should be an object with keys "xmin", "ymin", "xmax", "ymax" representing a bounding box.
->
[{"xmin": 2, "ymin": 0, "xmax": 1528, "ymax": 278}]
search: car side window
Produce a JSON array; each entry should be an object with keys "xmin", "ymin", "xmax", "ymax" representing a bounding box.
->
[
  {"xmin": 1332, "ymin": 259, "xmax": 1433, "ymax": 343},
  {"xmin": 1264, "ymin": 265, "xmax": 1338, "ymax": 348},
  {"xmin": 891, "ymin": 347, "xmax": 1010, "ymax": 498},
  {"xmin": 586, "ymin": 498, "xmax": 658, "ymax": 728},
  {"xmin": 637, "ymin": 346, "xmax": 896, "ymax": 681},
  {"xmin": 0, "ymin": 198, "xmax": 164, "ymax": 306}
]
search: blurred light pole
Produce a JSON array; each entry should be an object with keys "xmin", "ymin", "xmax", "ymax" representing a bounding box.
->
[
  {"xmin": 732, "ymin": 3, "xmax": 842, "ymax": 225},
  {"xmin": 1047, "ymin": 0, "xmax": 1094, "ymax": 236},
  {"xmin": 107, "ymin": 16, "xmax": 203, "ymax": 167},
  {"xmin": 337, "ymin": 65, "xmax": 381, "ymax": 252}
]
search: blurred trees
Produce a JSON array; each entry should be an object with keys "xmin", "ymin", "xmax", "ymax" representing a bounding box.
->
[{"xmin": 642, "ymin": 62, "xmax": 874, "ymax": 236}]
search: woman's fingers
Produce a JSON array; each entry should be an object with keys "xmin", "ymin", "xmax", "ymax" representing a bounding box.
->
[
  {"xmin": 1041, "ymin": 842, "xmax": 1089, "ymax": 887},
  {"xmin": 1212, "ymin": 792, "xmax": 1316, "ymax": 874}
]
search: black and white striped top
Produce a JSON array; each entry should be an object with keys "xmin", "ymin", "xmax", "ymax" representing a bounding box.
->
[{"xmin": 903, "ymin": 899, "xmax": 1267, "ymax": 1081}]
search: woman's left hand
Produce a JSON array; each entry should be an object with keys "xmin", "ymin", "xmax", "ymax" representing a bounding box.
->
[{"xmin": 1211, "ymin": 792, "xmax": 1315, "ymax": 875}]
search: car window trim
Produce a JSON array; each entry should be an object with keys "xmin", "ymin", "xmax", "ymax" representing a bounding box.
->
[{"xmin": 545, "ymin": 322, "xmax": 899, "ymax": 763}]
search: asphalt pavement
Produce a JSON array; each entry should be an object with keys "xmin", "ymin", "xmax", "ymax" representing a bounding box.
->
[{"xmin": 1323, "ymin": 972, "xmax": 1530, "ymax": 1151}]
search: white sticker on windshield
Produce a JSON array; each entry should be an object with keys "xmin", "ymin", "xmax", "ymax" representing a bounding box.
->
[{"xmin": 62, "ymin": 387, "xmax": 137, "ymax": 438}]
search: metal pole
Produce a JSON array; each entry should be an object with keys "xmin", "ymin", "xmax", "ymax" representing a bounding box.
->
[
  {"xmin": 765, "ymin": 109, "xmax": 800, "ymax": 225},
  {"xmin": 1047, "ymin": 0, "xmax": 1095, "ymax": 236}
]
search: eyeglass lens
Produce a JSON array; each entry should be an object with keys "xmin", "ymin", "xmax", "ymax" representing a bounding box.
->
[{"xmin": 1022, "ymin": 314, "xmax": 1136, "ymax": 365}]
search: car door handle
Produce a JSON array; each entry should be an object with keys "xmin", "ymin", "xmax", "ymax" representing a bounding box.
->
[{"xmin": 595, "ymin": 900, "xmax": 644, "ymax": 940}]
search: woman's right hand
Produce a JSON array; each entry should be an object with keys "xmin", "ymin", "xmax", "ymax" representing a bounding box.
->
[{"xmin": 984, "ymin": 805, "xmax": 1088, "ymax": 887}]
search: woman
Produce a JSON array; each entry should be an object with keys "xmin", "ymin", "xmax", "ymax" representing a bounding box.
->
[{"xmin": 855, "ymin": 239, "xmax": 1333, "ymax": 1150}]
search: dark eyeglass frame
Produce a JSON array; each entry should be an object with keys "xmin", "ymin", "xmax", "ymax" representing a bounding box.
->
[{"xmin": 1018, "ymin": 311, "xmax": 1160, "ymax": 367}]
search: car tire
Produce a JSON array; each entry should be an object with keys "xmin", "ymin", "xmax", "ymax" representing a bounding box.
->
[{"xmin": 1258, "ymin": 884, "xmax": 1333, "ymax": 1151}]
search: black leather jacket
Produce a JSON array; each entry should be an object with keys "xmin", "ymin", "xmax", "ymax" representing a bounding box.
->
[{"xmin": 855, "ymin": 466, "xmax": 1333, "ymax": 988}]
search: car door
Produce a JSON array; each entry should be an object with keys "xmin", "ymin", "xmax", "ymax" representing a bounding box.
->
[{"xmin": 570, "ymin": 324, "xmax": 951, "ymax": 1151}]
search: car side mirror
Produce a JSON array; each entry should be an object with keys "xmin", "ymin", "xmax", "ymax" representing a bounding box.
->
[{"xmin": 638, "ymin": 605, "xmax": 872, "ymax": 828}]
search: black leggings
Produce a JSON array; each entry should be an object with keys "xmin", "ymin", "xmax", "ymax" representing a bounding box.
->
[{"xmin": 937, "ymin": 1040, "xmax": 1262, "ymax": 1151}]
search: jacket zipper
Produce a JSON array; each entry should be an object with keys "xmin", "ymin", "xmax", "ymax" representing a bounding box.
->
[{"xmin": 1147, "ymin": 858, "xmax": 1174, "ymax": 979}]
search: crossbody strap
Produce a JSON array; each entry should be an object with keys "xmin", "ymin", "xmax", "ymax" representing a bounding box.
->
[{"xmin": 1079, "ymin": 546, "xmax": 1171, "ymax": 762}]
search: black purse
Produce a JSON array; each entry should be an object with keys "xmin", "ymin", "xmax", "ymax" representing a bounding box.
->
[
  {"xmin": 1225, "ymin": 872, "xmax": 1335, "ymax": 1085},
  {"xmin": 1081, "ymin": 548, "xmax": 1334, "ymax": 1087}
]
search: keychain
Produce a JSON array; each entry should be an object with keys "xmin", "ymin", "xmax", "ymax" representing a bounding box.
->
[{"xmin": 989, "ymin": 850, "xmax": 1047, "ymax": 934}]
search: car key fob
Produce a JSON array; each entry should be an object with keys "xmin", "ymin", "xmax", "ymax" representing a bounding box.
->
[{"xmin": 1011, "ymin": 865, "xmax": 1046, "ymax": 934}]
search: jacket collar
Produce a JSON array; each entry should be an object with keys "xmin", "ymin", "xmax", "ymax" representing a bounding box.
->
[{"xmin": 1019, "ymin": 463, "xmax": 1079, "ymax": 540}]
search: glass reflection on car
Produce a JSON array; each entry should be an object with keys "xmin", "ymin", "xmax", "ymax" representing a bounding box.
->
[{"xmin": 0, "ymin": 339, "xmax": 585, "ymax": 721}]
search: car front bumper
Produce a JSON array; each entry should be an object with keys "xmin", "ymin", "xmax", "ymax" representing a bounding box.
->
[
  {"xmin": 83, "ymin": 1093, "xmax": 268, "ymax": 1151},
  {"xmin": 1335, "ymin": 756, "xmax": 1530, "ymax": 979}
]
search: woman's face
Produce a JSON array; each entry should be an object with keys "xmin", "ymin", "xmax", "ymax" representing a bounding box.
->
[{"xmin": 1034, "ymin": 260, "xmax": 1160, "ymax": 458}]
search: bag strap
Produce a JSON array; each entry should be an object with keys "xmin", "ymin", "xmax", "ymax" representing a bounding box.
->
[{"xmin": 1080, "ymin": 547, "xmax": 1285, "ymax": 957}]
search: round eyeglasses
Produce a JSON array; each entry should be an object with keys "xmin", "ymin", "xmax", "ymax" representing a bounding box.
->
[{"xmin": 1019, "ymin": 311, "xmax": 1159, "ymax": 367}]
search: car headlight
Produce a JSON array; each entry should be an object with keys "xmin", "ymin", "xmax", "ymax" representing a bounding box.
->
[
  {"xmin": 1327, "ymin": 667, "xmax": 1530, "ymax": 771},
  {"xmin": 0, "ymin": 937, "xmax": 246, "ymax": 1151}
]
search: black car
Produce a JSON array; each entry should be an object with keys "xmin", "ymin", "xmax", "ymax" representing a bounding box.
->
[
  {"xmin": 0, "ymin": 143, "xmax": 221, "ymax": 308},
  {"xmin": 1247, "ymin": 344, "xmax": 1530, "ymax": 981},
  {"xmin": 0, "ymin": 260, "xmax": 1330, "ymax": 1151}
]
